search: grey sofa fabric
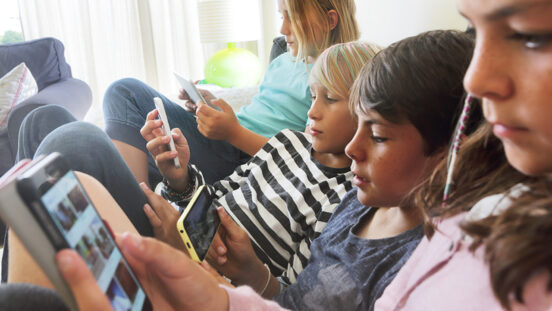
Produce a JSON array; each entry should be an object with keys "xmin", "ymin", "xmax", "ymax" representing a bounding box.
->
[
  {"xmin": 0, "ymin": 37, "xmax": 72, "ymax": 91},
  {"xmin": 0, "ymin": 283, "xmax": 69, "ymax": 311},
  {"xmin": 0, "ymin": 37, "xmax": 92, "ymax": 176},
  {"xmin": 270, "ymin": 36, "xmax": 287, "ymax": 63}
]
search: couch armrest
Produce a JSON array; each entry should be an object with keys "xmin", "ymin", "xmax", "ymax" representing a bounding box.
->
[{"xmin": 7, "ymin": 77, "xmax": 92, "ymax": 156}]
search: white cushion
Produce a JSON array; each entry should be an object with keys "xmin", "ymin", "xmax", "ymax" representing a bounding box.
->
[{"xmin": 0, "ymin": 62, "xmax": 38, "ymax": 134}]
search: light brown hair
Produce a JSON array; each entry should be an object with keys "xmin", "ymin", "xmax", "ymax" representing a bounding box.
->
[{"xmin": 287, "ymin": 0, "xmax": 360, "ymax": 61}]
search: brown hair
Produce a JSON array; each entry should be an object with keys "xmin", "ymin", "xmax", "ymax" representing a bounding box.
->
[
  {"xmin": 287, "ymin": 0, "xmax": 360, "ymax": 61},
  {"xmin": 417, "ymin": 101, "xmax": 551, "ymax": 309},
  {"xmin": 350, "ymin": 30, "xmax": 475, "ymax": 156}
]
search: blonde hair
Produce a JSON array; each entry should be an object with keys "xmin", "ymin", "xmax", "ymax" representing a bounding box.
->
[
  {"xmin": 309, "ymin": 41, "xmax": 380, "ymax": 100},
  {"xmin": 287, "ymin": 0, "xmax": 360, "ymax": 62}
]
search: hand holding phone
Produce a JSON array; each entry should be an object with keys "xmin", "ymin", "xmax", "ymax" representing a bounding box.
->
[
  {"xmin": 58, "ymin": 233, "xmax": 231, "ymax": 311},
  {"xmin": 176, "ymin": 185, "xmax": 220, "ymax": 262},
  {"xmin": 13, "ymin": 153, "xmax": 149, "ymax": 310},
  {"xmin": 173, "ymin": 72, "xmax": 220, "ymax": 111},
  {"xmin": 153, "ymin": 97, "xmax": 181, "ymax": 168}
]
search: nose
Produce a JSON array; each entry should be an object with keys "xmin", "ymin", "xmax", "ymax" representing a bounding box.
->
[
  {"xmin": 345, "ymin": 128, "xmax": 365, "ymax": 162},
  {"xmin": 463, "ymin": 35, "xmax": 514, "ymax": 101},
  {"xmin": 307, "ymin": 96, "xmax": 321, "ymax": 120},
  {"xmin": 280, "ymin": 16, "xmax": 291, "ymax": 36}
]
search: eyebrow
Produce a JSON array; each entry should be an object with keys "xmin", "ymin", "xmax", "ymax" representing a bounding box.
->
[
  {"xmin": 363, "ymin": 119, "xmax": 390, "ymax": 127},
  {"xmin": 476, "ymin": 1, "xmax": 552, "ymax": 21}
]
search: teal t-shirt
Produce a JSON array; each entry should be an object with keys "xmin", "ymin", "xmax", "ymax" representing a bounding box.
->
[{"xmin": 236, "ymin": 52, "xmax": 313, "ymax": 138}]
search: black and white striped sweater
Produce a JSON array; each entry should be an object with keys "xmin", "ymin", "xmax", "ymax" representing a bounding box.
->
[{"xmin": 181, "ymin": 129, "xmax": 353, "ymax": 284}]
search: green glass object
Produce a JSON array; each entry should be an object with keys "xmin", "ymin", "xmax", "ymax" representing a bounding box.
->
[{"xmin": 204, "ymin": 42, "xmax": 262, "ymax": 88}]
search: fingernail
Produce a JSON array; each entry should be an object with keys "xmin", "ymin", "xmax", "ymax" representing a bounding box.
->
[
  {"xmin": 139, "ymin": 182, "xmax": 149, "ymax": 191},
  {"xmin": 217, "ymin": 246, "xmax": 225, "ymax": 253},
  {"xmin": 57, "ymin": 253, "xmax": 74, "ymax": 271},
  {"xmin": 170, "ymin": 151, "xmax": 178, "ymax": 157}
]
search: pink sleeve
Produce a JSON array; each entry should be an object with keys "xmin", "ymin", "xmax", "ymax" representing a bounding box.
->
[{"xmin": 220, "ymin": 285, "xmax": 292, "ymax": 311}]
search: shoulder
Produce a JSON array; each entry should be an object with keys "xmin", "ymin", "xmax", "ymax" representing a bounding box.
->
[
  {"xmin": 267, "ymin": 129, "xmax": 311, "ymax": 149},
  {"xmin": 466, "ymin": 183, "xmax": 530, "ymax": 222},
  {"xmin": 326, "ymin": 189, "xmax": 368, "ymax": 224}
]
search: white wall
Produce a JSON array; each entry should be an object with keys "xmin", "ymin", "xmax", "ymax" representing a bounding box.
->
[{"xmin": 355, "ymin": 0, "xmax": 467, "ymax": 46}]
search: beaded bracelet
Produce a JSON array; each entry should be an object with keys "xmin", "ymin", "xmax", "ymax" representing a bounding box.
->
[{"xmin": 162, "ymin": 178, "xmax": 195, "ymax": 202}]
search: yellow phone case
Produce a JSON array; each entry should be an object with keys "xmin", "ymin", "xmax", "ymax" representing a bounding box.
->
[{"xmin": 176, "ymin": 185, "xmax": 207, "ymax": 262}]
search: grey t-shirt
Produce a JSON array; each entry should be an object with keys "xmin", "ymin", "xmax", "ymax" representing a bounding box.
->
[{"xmin": 274, "ymin": 189, "xmax": 423, "ymax": 311}]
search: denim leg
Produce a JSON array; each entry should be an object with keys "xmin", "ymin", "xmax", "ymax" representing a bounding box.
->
[
  {"xmin": 20, "ymin": 120, "xmax": 152, "ymax": 236},
  {"xmin": 103, "ymin": 78, "xmax": 250, "ymax": 185},
  {"xmin": 16, "ymin": 105, "xmax": 77, "ymax": 161},
  {"xmin": 1, "ymin": 106, "xmax": 153, "ymax": 282}
]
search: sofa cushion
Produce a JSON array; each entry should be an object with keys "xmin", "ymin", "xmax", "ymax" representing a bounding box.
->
[
  {"xmin": 0, "ymin": 37, "xmax": 72, "ymax": 91},
  {"xmin": 0, "ymin": 62, "xmax": 37, "ymax": 134}
]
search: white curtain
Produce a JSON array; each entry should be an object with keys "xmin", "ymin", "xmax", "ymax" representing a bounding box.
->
[{"xmin": 17, "ymin": 0, "xmax": 278, "ymax": 126}]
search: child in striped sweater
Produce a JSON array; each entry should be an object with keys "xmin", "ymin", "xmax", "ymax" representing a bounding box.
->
[{"xmin": 141, "ymin": 41, "xmax": 381, "ymax": 285}]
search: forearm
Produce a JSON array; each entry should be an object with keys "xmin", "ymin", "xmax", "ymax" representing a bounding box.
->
[
  {"xmin": 233, "ymin": 259, "xmax": 281, "ymax": 299},
  {"xmin": 227, "ymin": 125, "xmax": 269, "ymax": 156}
]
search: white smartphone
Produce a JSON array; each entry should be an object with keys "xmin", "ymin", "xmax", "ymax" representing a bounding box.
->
[
  {"xmin": 173, "ymin": 72, "xmax": 220, "ymax": 110},
  {"xmin": 153, "ymin": 97, "xmax": 181, "ymax": 168}
]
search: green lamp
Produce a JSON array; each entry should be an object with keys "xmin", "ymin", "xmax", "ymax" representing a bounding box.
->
[{"xmin": 198, "ymin": 0, "xmax": 263, "ymax": 88}]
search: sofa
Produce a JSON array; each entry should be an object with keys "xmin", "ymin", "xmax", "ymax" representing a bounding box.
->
[
  {"xmin": 0, "ymin": 37, "xmax": 92, "ymax": 244},
  {"xmin": 0, "ymin": 37, "xmax": 92, "ymax": 177}
]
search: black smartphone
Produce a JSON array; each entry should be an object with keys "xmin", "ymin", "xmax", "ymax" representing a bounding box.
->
[
  {"xmin": 176, "ymin": 185, "xmax": 221, "ymax": 262},
  {"xmin": 16, "ymin": 153, "xmax": 150, "ymax": 311}
]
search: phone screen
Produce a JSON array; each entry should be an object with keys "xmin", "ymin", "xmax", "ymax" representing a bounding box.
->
[
  {"xmin": 182, "ymin": 188, "xmax": 220, "ymax": 261},
  {"xmin": 40, "ymin": 170, "xmax": 147, "ymax": 311}
]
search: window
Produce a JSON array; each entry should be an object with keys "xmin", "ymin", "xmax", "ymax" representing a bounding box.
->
[{"xmin": 0, "ymin": 0, "xmax": 23, "ymax": 44}]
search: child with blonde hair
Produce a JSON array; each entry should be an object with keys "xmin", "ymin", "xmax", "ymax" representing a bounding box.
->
[{"xmin": 103, "ymin": 0, "xmax": 360, "ymax": 186}]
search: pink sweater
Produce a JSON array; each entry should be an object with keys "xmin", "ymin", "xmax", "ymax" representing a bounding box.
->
[
  {"xmin": 374, "ymin": 212, "xmax": 552, "ymax": 311},
  {"xmin": 222, "ymin": 285, "xmax": 290, "ymax": 311}
]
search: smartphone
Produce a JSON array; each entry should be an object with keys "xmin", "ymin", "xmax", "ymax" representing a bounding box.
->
[
  {"xmin": 173, "ymin": 72, "xmax": 220, "ymax": 110},
  {"xmin": 176, "ymin": 185, "xmax": 220, "ymax": 262},
  {"xmin": 153, "ymin": 97, "xmax": 181, "ymax": 168},
  {"xmin": 16, "ymin": 153, "xmax": 150, "ymax": 311}
]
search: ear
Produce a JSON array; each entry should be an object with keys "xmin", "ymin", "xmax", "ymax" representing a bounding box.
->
[{"xmin": 327, "ymin": 9, "xmax": 338, "ymax": 31}]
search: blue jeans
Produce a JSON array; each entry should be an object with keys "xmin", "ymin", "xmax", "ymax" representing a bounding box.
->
[
  {"xmin": 103, "ymin": 78, "xmax": 251, "ymax": 185},
  {"xmin": 2, "ymin": 105, "xmax": 153, "ymax": 282}
]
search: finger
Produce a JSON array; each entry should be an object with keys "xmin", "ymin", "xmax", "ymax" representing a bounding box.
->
[
  {"xmin": 145, "ymin": 135, "xmax": 171, "ymax": 156},
  {"xmin": 211, "ymin": 99, "xmax": 231, "ymax": 113},
  {"xmin": 155, "ymin": 150, "xmax": 178, "ymax": 164},
  {"xmin": 146, "ymin": 109, "xmax": 159, "ymax": 121},
  {"xmin": 184, "ymin": 101, "xmax": 197, "ymax": 112},
  {"xmin": 179, "ymin": 89, "xmax": 191, "ymax": 100},
  {"xmin": 217, "ymin": 207, "xmax": 243, "ymax": 238},
  {"xmin": 171, "ymin": 128, "xmax": 188, "ymax": 149},
  {"xmin": 57, "ymin": 249, "xmax": 112, "ymax": 310},
  {"xmin": 140, "ymin": 183, "xmax": 175, "ymax": 219},
  {"xmin": 196, "ymin": 102, "xmax": 216, "ymax": 118},
  {"xmin": 140, "ymin": 119, "xmax": 164, "ymax": 142},
  {"xmin": 143, "ymin": 204, "xmax": 163, "ymax": 228},
  {"xmin": 212, "ymin": 232, "xmax": 227, "ymax": 256},
  {"xmin": 120, "ymin": 233, "xmax": 196, "ymax": 278}
]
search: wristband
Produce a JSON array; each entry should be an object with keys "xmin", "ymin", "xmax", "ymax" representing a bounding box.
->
[{"xmin": 259, "ymin": 263, "xmax": 271, "ymax": 296}]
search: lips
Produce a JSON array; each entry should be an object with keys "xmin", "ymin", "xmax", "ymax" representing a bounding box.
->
[
  {"xmin": 491, "ymin": 122, "xmax": 529, "ymax": 139},
  {"xmin": 309, "ymin": 127, "xmax": 322, "ymax": 136},
  {"xmin": 352, "ymin": 173, "xmax": 369, "ymax": 187}
]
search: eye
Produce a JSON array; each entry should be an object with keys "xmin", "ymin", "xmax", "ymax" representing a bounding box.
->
[
  {"xmin": 370, "ymin": 136, "xmax": 388, "ymax": 143},
  {"xmin": 326, "ymin": 96, "xmax": 338, "ymax": 102},
  {"xmin": 508, "ymin": 32, "xmax": 552, "ymax": 49}
]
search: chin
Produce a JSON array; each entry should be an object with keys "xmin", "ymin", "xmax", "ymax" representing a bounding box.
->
[{"xmin": 505, "ymin": 149, "xmax": 552, "ymax": 177}]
